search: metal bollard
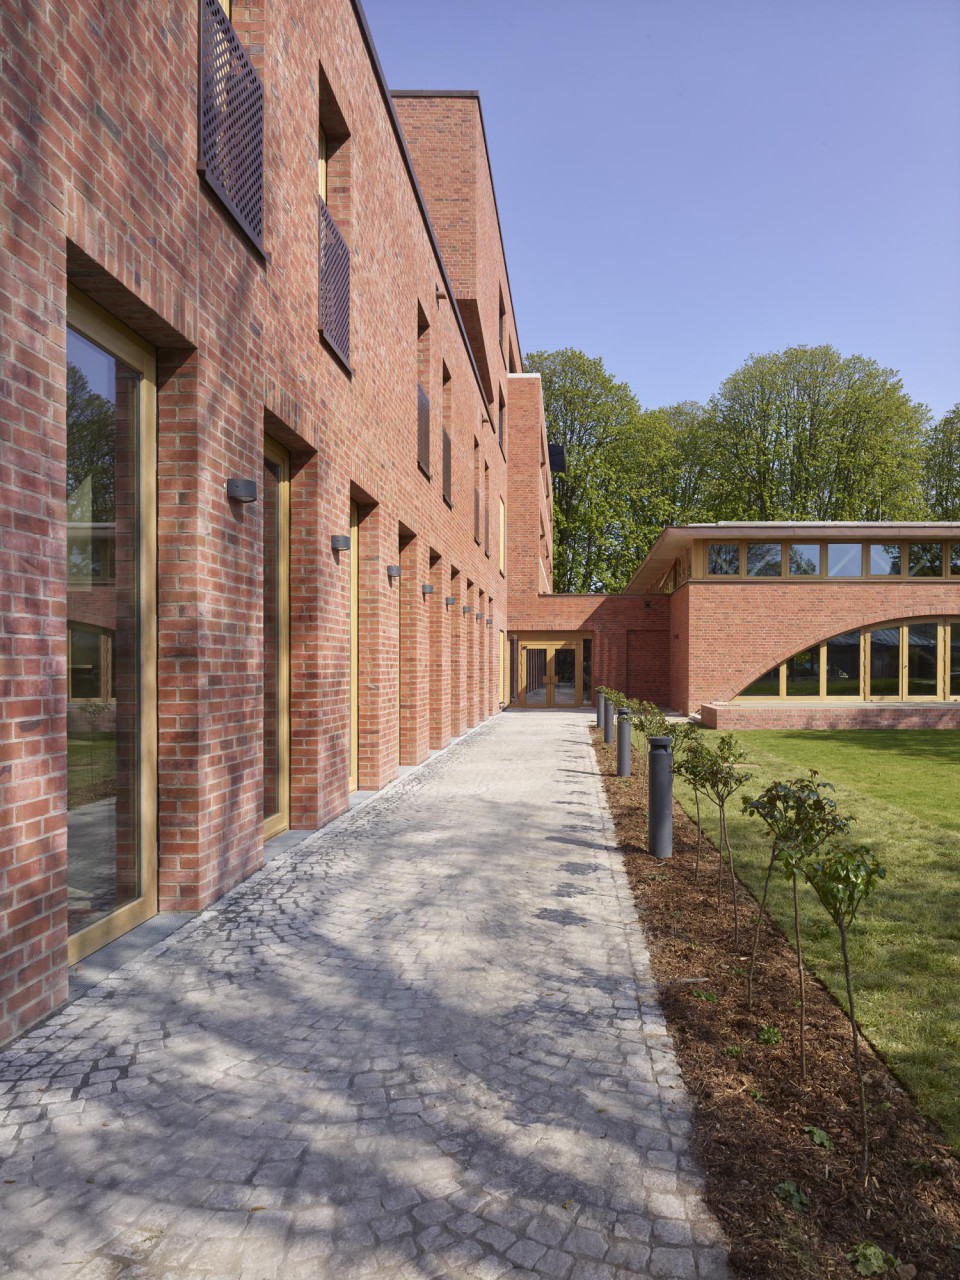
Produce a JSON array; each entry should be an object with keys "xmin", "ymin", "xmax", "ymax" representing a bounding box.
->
[
  {"xmin": 617, "ymin": 711, "xmax": 632, "ymax": 777},
  {"xmin": 596, "ymin": 690, "xmax": 605, "ymax": 728},
  {"xmin": 648, "ymin": 735, "xmax": 673, "ymax": 859},
  {"xmin": 604, "ymin": 697, "xmax": 615, "ymax": 745}
]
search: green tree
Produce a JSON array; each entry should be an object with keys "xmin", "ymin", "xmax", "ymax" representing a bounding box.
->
[
  {"xmin": 67, "ymin": 362, "xmax": 115, "ymax": 523},
  {"xmin": 525, "ymin": 349, "xmax": 672, "ymax": 592},
  {"xmin": 703, "ymin": 345, "xmax": 929, "ymax": 521},
  {"xmin": 924, "ymin": 403, "xmax": 960, "ymax": 518}
]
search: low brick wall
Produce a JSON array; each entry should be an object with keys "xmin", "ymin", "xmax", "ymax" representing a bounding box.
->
[{"xmin": 700, "ymin": 702, "xmax": 960, "ymax": 731}]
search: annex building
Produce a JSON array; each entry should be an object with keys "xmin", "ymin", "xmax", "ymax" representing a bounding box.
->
[{"xmin": 2, "ymin": 0, "xmax": 959, "ymax": 1049}]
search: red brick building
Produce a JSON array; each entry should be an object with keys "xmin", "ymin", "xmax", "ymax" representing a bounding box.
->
[
  {"xmin": 3, "ymin": 0, "xmax": 959, "ymax": 1051},
  {"xmin": 0, "ymin": 0, "xmax": 546, "ymax": 1045}
]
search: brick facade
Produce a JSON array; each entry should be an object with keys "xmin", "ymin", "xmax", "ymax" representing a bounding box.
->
[{"xmin": 0, "ymin": 0, "xmax": 539, "ymax": 1045}]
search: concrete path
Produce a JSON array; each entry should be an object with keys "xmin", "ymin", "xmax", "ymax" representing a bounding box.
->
[{"xmin": 0, "ymin": 711, "xmax": 729, "ymax": 1280}]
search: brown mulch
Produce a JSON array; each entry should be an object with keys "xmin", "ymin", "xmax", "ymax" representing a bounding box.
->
[{"xmin": 592, "ymin": 729, "xmax": 960, "ymax": 1280}]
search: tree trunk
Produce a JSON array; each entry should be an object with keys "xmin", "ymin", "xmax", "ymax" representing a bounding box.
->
[
  {"xmin": 723, "ymin": 811, "xmax": 740, "ymax": 947},
  {"xmin": 716, "ymin": 807, "xmax": 725, "ymax": 912},
  {"xmin": 839, "ymin": 921, "xmax": 869, "ymax": 1181},
  {"xmin": 793, "ymin": 874, "xmax": 806, "ymax": 1081},
  {"xmin": 693, "ymin": 790, "xmax": 703, "ymax": 884},
  {"xmin": 747, "ymin": 850, "xmax": 776, "ymax": 1013}
]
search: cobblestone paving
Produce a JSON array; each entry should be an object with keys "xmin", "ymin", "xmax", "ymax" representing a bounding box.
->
[{"xmin": 0, "ymin": 711, "xmax": 729, "ymax": 1279}]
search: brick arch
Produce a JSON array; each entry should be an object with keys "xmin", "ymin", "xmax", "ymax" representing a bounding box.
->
[{"xmin": 681, "ymin": 581, "xmax": 960, "ymax": 712}]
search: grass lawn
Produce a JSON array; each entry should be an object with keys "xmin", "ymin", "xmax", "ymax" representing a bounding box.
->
[{"xmin": 672, "ymin": 729, "xmax": 960, "ymax": 1149}]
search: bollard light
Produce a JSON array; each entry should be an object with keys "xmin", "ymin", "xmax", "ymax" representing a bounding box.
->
[
  {"xmin": 617, "ymin": 710, "xmax": 632, "ymax": 777},
  {"xmin": 648, "ymin": 735, "xmax": 674, "ymax": 860},
  {"xmin": 596, "ymin": 690, "xmax": 605, "ymax": 728},
  {"xmin": 603, "ymin": 697, "xmax": 615, "ymax": 745}
]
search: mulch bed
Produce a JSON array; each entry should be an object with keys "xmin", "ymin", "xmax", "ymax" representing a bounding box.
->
[{"xmin": 592, "ymin": 729, "xmax": 960, "ymax": 1280}]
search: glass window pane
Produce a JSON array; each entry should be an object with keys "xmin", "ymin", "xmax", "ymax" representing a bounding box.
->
[
  {"xmin": 746, "ymin": 542, "xmax": 781, "ymax": 577},
  {"xmin": 951, "ymin": 626, "xmax": 960, "ymax": 698},
  {"xmin": 554, "ymin": 648, "xmax": 576, "ymax": 705},
  {"xmin": 907, "ymin": 623, "xmax": 938, "ymax": 696},
  {"xmin": 825, "ymin": 631, "xmax": 860, "ymax": 695},
  {"xmin": 869, "ymin": 628, "xmax": 900, "ymax": 697},
  {"xmin": 66, "ymin": 325, "xmax": 141, "ymax": 935},
  {"xmin": 740, "ymin": 667, "xmax": 779, "ymax": 697},
  {"xmin": 827, "ymin": 543, "xmax": 862, "ymax": 577},
  {"xmin": 786, "ymin": 648, "xmax": 819, "ymax": 697},
  {"xmin": 525, "ymin": 647, "xmax": 547, "ymax": 704},
  {"xmin": 909, "ymin": 543, "xmax": 943, "ymax": 577},
  {"xmin": 789, "ymin": 545, "xmax": 820, "ymax": 576},
  {"xmin": 582, "ymin": 637, "xmax": 593, "ymax": 704},
  {"xmin": 708, "ymin": 543, "xmax": 740, "ymax": 575},
  {"xmin": 262, "ymin": 457, "xmax": 282, "ymax": 822},
  {"xmin": 869, "ymin": 543, "xmax": 901, "ymax": 576},
  {"xmin": 951, "ymin": 544, "xmax": 960, "ymax": 577}
]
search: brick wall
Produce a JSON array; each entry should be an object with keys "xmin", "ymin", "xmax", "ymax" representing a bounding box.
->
[
  {"xmin": 0, "ymin": 0, "xmax": 539, "ymax": 1044},
  {"xmin": 677, "ymin": 579, "xmax": 960, "ymax": 714}
]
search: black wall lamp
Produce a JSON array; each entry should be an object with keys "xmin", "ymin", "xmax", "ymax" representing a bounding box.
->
[
  {"xmin": 331, "ymin": 534, "xmax": 351, "ymax": 552},
  {"xmin": 463, "ymin": 605, "xmax": 471, "ymax": 616},
  {"xmin": 477, "ymin": 613, "xmax": 484, "ymax": 622},
  {"xmin": 421, "ymin": 583, "xmax": 434, "ymax": 596},
  {"xmin": 444, "ymin": 596, "xmax": 456, "ymax": 608},
  {"xmin": 387, "ymin": 564, "xmax": 401, "ymax": 579},
  {"xmin": 486, "ymin": 618, "xmax": 493, "ymax": 626},
  {"xmin": 227, "ymin": 478, "xmax": 257, "ymax": 503}
]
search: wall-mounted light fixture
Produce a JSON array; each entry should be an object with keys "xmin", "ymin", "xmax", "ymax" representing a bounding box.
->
[
  {"xmin": 477, "ymin": 613, "xmax": 484, "ymax": 622},
  {"xmin": 421, "ymin": 583, "xmax": 434, "ymax": 596},
  {"xmin": 331, "ymin": 534, "xmax": 351, "ymax": 552},
  {"xmin": 463, "ymin": 606, "xmax": 471, "ymax": 616},
  {"xmin": 444, "ymin": 596, "xmax": 456, "ymax": 608},
  {"xmin": 486, "ymin": 618, "xmax": 493, "ymax": 626},
  {"xmin": 386, "ymin": 564, "xmax": 402, "ymax": 579},
  {"xmin": 226, "ymin": 478, "xmax": 257, "ymax": 503}
]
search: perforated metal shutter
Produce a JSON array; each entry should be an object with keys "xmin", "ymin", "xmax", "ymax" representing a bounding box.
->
[
  {"xmin": 417, "ymin": 384, "xmax": 430, "ymax": 476},
  {"xmin": 319, "ymin": 199, "xmax": 351, "ymax": 366},
  {"xmin": 198, "ymin": 0, "xmax": 264, "ymax": 252}
]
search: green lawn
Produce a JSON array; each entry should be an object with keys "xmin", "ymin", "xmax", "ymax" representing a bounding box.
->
[{"xmin": 673, "ymin": 730, "xmax": 960, "ymax": 1148}]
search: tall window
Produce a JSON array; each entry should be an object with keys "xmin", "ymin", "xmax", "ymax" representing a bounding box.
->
[
  {"xmin": 499, "ymin": 497, "xmax": 505, "ymax": 574},
  {"xmin": 66, "ymin": 289, "xmax": 157, "ymax": 958}
]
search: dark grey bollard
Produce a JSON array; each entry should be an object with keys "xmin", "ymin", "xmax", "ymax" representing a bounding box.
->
[
  {"xmin": 648, "ymin": 735, "xmax": 673, "ymax": 859},
  {"xmin": 617, "ymin": 711, "xmax": 632, "ymax": 777},
  {"xmin": 603, "ymin": 697, "xmax": 615, "ymax": 744},
  {"xmin": 596, "ymin": 690, "xmax": 605, "ymax": 728}
]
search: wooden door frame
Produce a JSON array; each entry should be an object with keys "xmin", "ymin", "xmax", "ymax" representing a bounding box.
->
[
  {"xmin": 516, "ymin": 634, "xmax": 583, "ymax": 708},
  {"xmin": 263, "ymin": 436, "xmax": 290, "ymax": 840}
]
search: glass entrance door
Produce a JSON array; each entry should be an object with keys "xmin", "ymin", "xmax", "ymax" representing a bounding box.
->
[
  {"xmin": 553, "ymin": 647, "xmax": 577, "ymax": 705},
  {"xmin": 263, "ymin": 440, "xmax": 290, "ymax": 838},
  {"xmin": 66, "ymin": 289, "xmax": 157, "ymax": 963},
  {"xmin": 520, "ymin": 640, "xmax": 583, "ymax": 707}
]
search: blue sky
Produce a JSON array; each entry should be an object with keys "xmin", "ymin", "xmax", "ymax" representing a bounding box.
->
[{"xmin": 364, "ymin": 0, "xmax": 960, "ymax": 419}]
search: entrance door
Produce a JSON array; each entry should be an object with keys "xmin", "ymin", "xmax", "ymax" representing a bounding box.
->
[
  {"xmin": 66, "ymin": 288, "xmax": 158, "ymax": 963},
  {"xmin": 262, "ymin": 439, "xmax": 290, "ymax": 839},
  {"xmin": 520, "ymin": 641, "xmax": 582, "ymax": 707}
]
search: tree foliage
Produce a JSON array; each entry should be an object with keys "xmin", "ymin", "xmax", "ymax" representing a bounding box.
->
[
  {"xmin": 524, "ymin": 349, "xmax": 673, "ymax": 592},
  {"xmin": 529, "ymin": 344, "xmax": 937, "ymax": 593},
  {"xmin": 924, "ymin": 403, "xmax": 960, "ymax": 519}
]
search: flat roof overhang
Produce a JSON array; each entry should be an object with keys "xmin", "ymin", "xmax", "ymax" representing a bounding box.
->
[{"xmin": 624, "ymin": 522, "xmax": 960, "ymax": 594}]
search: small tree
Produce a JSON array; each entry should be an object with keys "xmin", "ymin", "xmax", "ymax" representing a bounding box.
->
[
  {"xmin": 672, "ymin": 731, "xmax": 711, "ymax": 882},
  {"xmin": 743, "ymin": 773, "xmax": 853, "ymax": 1078},
  {"xmin": 803, "ymin": 839, "xmax": 885, "ymax": 1180},
  {"xmin": 701, "ymin": 735, "xmax": 752, "ymax": 944}
]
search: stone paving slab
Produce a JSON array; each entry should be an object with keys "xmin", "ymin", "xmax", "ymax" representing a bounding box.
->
[{"xmin": 0, "ymin": 711, "xmax": 729, "ymax": 1279}]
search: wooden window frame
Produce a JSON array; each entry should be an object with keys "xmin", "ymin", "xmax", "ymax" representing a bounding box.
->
[
  {"xmin": 263, "ymin": 436, "xmax": 291, "ymax": 840},
  {"xmin": 66, "ymin": 285, "xmax": 158, "ymax": 965}
]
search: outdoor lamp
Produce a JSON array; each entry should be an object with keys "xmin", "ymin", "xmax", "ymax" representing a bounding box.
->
[
  {"xmin": 463, "ymin": 606, "xmax": 471, "ymax": 616},
  {"xmin": 421, "ymin": 583, "xmax": 434, "ymax": 596},
  {"xmin": 226, "ymin": 478, "xmax": 257, "ymax": 503},
  {"xmin": 331, "ymin": 534, "xmax": 350, "ymax": 551},
  {"xmin": 444, "ymin": 596, "xmax": 456, "ymax": 607},
  {"xmin": 386, "ymin": 564, "xmax": 401, "ymax": 579}
]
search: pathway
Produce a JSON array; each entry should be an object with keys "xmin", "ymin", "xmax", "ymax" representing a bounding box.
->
[{"xmin": 0, "ymin": 711, "xmax": 729, "ymax": 1279}]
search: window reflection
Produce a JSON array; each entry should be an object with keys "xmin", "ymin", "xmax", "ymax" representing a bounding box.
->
[
  {"xmin": 869, "ymin": 544, "xmax": 901, "ymax": 576},
  {"xmin": 746, "ymin": 543, "xmax": 781, "ymax": 577},
  {"xmin": 789, "ymin": 545, "xmax": 820, "ymax": 576},
  {"xmin": 907, "ymin": 624, "xmax": 938, "ymax": 696},
  {"xmin": 66, "ymin": 327, "xmax": 141, "ymax": 935},
  {"xmin": 827, "ymin": 544, "xmax": 862, "ymax": 577},
  {"xmin": 786, "ymin": 648, "xmax": 819, "ymax": 696},
  {"xmin": 740, "ymin": 668, "xmax": 779, "ymax": 696},
  {"xmin": 708, "ymin": 543, "xmax": 740, "ymax": 575},
  {"xmin": 869, "ymin": 628, "xmax": 900, "ymax": 696},
  {"xmin": 909, "ymin": 543, "xmax": 943, "ymax": 577},
  {"xmin": 825, "ymin": 631, "xmax": 860, "ymax": 695}
]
